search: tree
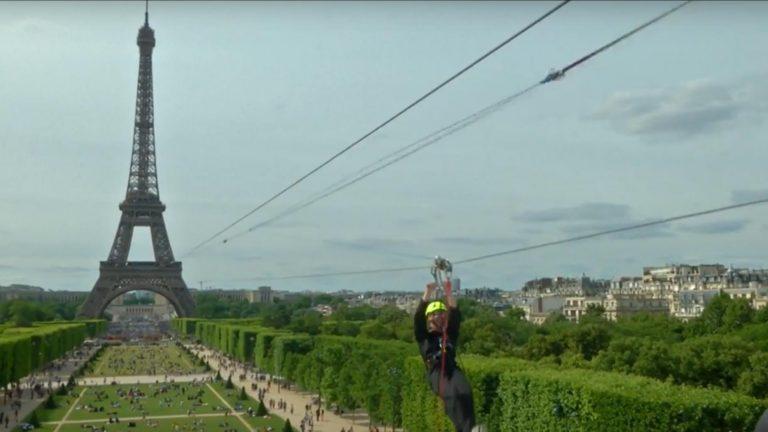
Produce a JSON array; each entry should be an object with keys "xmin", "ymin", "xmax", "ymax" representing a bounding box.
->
[
  {"xmin": 359, "ymin": 321, "xmax": 394, "ymax": 340},
  {"xmin": 523, "ymin": 334, "xmax": 565, "ymax": 360},
  {"xmin": 737, "ymin": 352, "xmax": 768, "ymax": 398},
  {"xmin": 689, "ymin": 292, "xmax": 731, "ymax": 335},
  {"xmin": 226, "ymin": 374, "xmax": 234, "ymax": 389},
  {"xmin": 754, "ymin": 305, "xmax": 768, "ymax": 323},
  {"xmin": 239, "ymin": 386, "xmax": 248, "ymax": 400},
  {"xmin": 45, "ymin": 395, "xmax": 57, "ymax": 409},
  {"xmin": 611, "ymin": 313, "xmax": 685, "ymax": 343},
  {"xmin": 376, "ymin": 306, "xmax": 412, "ymax": 342},
  {"xmin": 675, "ymin": 335, "xmax": 754, "ymax": 390},
  {"xmin": 194, "ymin": 293, "xmax": 230, "ymax": 319},
  {"xmin": 592, "ymin": 337, "xmax": 641, "ymax": 374},
  {"xmin": 631, "ymin": 339, "xmax": 674, "ymax": 381},
  {"xmin": 568, "ymin": 323, "xmax": 610, "ymax": 361},
  {"xmin": 542, "ymin": 311, "xmax": 569, "ymax": 328},
  {"xmin": 321, "ymin": 320, "xmax": 361, "ymax": 337},
  {"xmin": 582, "ymin": 304, "xmax": 606, "ymax": 324},
  {"xmin": 288, "ymin": 309, "xmax": 323, "ymax": 335},
  {"xmin": 722, "ymin": 298, "xmax": 754, "ymax": 331},
  {"xmin": 256, "ymin": 401, "xmax": 268, "ymax": 416},
  {"xmin": 262, "ymin": 304, "xmax": 292, "ymax": 328},
  {"xmin": 28, "ymin": 411, "xmax": 40, "ymax": 428},
  {"xmin": 331, "ymin": 304, "xmax": 378, "ymax": 321},
  {"xmin": 282, "ymin": 419, "xmax": 295, "ymax": 432}
]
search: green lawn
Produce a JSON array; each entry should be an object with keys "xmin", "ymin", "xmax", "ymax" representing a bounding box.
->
[
  {"xmin": 33, "ymin": 383, "xmax": 223, "ymax": 422},
  {"xmin": 84, "ymin": 344, "xmax": 204, "ymax": 377},
  {"xmin": 19, "ymin": 343, "xmax": 287, "ymax": 432},
  {"xmin": 45, "ymin": 416, "xmax": 252, "ymax": 432},
  {"xmin": 35, "ymin": 391, "xmax": 80, "ymax": 423},
  {"xmin": 209, "ymin": 382, "xmax": 286, "ymax": 430},
  {"xmin": 28, "ymin": 382, "xmax": 286, "ymax": 431}
]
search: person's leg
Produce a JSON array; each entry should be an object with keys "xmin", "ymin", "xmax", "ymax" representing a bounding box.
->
[
  {"xmin": 428, "ymin": 369, "xmax": 476, "ymax": 432},
  {"xmin": 446, "ymin": 369, "xmax": 475, "ymax": 432},
  {"xmin": 754, "ymin": 409, "xmax": 768, "ymax": 432}
]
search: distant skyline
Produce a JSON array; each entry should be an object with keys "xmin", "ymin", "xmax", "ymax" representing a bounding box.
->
[{"xmin": 1, "ymin": 1, "xmax": 767, "ymax": 293}]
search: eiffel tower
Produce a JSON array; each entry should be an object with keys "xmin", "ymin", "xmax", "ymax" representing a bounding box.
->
[{"xmin": 79, "ymin": 9, "xmax": 195, "ymax": 318}]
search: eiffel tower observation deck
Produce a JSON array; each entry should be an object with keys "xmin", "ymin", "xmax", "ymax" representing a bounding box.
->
[{"xmin": 79, "ymin": 8, "xmax": 195, "ymax": 318}]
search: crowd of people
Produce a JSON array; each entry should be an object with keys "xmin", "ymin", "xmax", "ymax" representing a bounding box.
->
[
  {"xmin": 192, "ymin": 346, "xmax": 343, "ymax": 432},
  {"xmin": 74, "ymin": 380, "xmax": 214, "ymax": 419},
  {"xmin": 88, "ymin": 344, "xmax": 201, "ymax": 377},
  {"xmin": 1, "ymin": 344, "xmax": 97, "ymax": 430}
]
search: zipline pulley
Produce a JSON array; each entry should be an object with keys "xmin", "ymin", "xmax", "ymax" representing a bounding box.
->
[
  {"xmin": 430, "ymin": 256, "xmax": 453, "ymax": 299},
  {"xmin": 540, "ymin": 68, "xmax": 565, "ymax": 84}
]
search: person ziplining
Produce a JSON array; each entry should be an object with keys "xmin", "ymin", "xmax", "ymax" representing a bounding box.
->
[{"xmin": 414, "ymin": 257, "xmax": 477, "ymax": 432}]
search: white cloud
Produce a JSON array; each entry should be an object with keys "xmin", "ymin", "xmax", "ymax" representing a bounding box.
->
[
  {"xmin": 592, "ymin": 78, "xmax": 765, "ymax": 138},
  {"xmin": 515, "ymin": 202, "xmax": 630, "ymax": 223}
]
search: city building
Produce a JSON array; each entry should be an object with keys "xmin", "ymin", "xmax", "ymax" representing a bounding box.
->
[
  {"xmin": 191, "ymin": 286, "xmax": 277, "ymax": 304},
  {"xmin": 105, "ymin": 292, "xmax": 175, "ymax": 321},
  {"xmin": 602, "ymin": 293, "xmax": 669, "ymax": 321},
  {"xmin": 562, "ymin": 296, "xmax": 604, "ymax": 322},
  {"xmin": 522, "ymin": 275, "xmax": 610, "ymax": 297},
  {"xmin": 670, "ymin": 289, "xmax": 720, "ymax": 321},
  {"xmin": 0, "ymin": 285, "xmax": 89, "ymax": 304}
]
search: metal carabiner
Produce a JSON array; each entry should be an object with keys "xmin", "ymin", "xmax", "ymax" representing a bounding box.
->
[{"xmin": 430, "ymin": 256, "xmax": 453, "ymax": 299}]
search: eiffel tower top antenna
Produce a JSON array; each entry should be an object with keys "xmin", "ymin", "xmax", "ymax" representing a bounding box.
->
[{"xmin": 145, "ymin": 0, "xmax": 149, "ymax": 25}]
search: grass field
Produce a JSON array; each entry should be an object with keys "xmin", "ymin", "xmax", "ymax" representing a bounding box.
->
[
  {"xmin": 19, "ymin": 343, "xmax": 287, "ymax": 432},
  {"xmin": 209, "ymin": 382, "xmax": 286, "ymax": 430},
  {"xmin": 33, "ymin": 416, "xmax": 253, "ymax": 432},
  {"xmin": 84, "ymin": 344, "xmax": 205, "ymax": 377},
  {"xmin": 28, "ymin": 381, "xmax": 285, "ymax": 432}
]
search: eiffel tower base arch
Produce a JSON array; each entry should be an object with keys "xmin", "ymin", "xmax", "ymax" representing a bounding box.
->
[{"xmin": 79, "ymin": 261, "xmax": 195, "ymax": 318}]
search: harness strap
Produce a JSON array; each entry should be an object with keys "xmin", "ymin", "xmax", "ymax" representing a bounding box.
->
[
  {"xmin": 430, "ymin": 256, "xmax": 453, "ymax": 402},
  {"xmin": 439, "ymin": 278, "xmax": 452, "ymax": 400}
]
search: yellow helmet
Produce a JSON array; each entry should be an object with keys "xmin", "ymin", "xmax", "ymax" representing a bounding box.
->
[{"xmin": 425, "ymin": 301, "xmax": 447, "ymax": 316}]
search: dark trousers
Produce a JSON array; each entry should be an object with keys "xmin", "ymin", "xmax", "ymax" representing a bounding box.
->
[
  {"xmin": 428, "ymin": 367, "xmax": 476, "ymax": 432},
  {"xmin": 755, "ymin": 409, "xmax": 768, "ymax": 432}
]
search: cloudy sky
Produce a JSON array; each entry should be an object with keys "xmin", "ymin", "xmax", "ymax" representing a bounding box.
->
[{"xmin": 1, "ymin": 1, "xmax": 767, "ymax": 294}]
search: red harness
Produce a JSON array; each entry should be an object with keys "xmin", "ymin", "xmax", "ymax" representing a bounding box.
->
[{"xmin": 438, "ymin": 278, "xmax": 452, "ymax": 400}]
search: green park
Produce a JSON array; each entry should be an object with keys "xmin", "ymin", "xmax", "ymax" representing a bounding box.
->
[
  {"xmin": 6, "ymin": 290, "xmax": 768, "ymax": 431},
  {"xmin": 5, "ymin": 1, "xmax": 768, "ymax": 431},
  {"xmin": 20, "ymin": 345, "xmax": 285, "ymax": 432}
]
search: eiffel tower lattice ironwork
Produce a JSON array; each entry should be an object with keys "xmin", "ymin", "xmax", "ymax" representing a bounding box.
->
[{"xmin": 79, "ymin": 11, "xmax": 195, "ymax": 318}]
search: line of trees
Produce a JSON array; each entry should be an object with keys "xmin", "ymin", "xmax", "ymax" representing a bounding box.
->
[
  {"xmin": 0, "ymin": 299, "xmax": 81, "ymax": 325},
  {"xmin": 0, "ymin": 320, "xmax": 106, "ymax": 388}
]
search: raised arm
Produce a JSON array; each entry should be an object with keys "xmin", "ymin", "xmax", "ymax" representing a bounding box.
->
[{"xmin": 414, "ymin": 283, "xmax": 437, "ymax": 342}]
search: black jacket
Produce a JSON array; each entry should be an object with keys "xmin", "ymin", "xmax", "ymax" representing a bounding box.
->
[{"xmin": 414, "ymin": 300, "xmax": 461, "ymax": 373}]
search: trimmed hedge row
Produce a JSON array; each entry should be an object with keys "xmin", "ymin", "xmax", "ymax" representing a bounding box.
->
[
  {"xmin": 175, "ymin": 319, "xmax": 415, "ymax": 429},
  {"xmin": 171, "ymin": 318, "xmax": 201, "ymax": 337},
  {"xmin": 176, "ymin": 319, "xmax": 768, "ymax": 431},
  {"xmin": 0, "ymin": 321, "xmax": 106, "ymax": 387},
  {"xmin": 402, "ymin": 355, "xmax": 768, "ymax": 431},
  {"xmin": 273, "ymin": 335, "xmax": 416, "ymax": 429},
  {"xmin": 186, "ymin": 320, "xmax": 279, "ymax": 366},
  {"xmin": 402, "ymin": 355, "xmax": 533, "ymax": 432}
]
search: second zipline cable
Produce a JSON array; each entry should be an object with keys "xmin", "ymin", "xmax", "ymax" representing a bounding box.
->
[
  {"xmin": 184, "ymin": 0, "xmax": 571, "ymax": 256},
  {"xmin": 220, "ymin": 0, "xmax": 693, "ymax": 245}
]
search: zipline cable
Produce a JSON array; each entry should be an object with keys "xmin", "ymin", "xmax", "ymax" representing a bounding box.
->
[
  {"xmin": 219, "ymin": 0, "xmax": 693, "ymax": 245},
  {"xmin": 238, "ymin": 197, "xmax": 768, "ymax": 281},
  {"xmin": 222, "ymin": 83, "xmax": 540, "ymax": 242},
  {"xmin": 183, "ymin": 0, "xmax": 571, "ymax": 256}
]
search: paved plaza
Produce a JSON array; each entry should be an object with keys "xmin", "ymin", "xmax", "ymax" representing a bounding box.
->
[{"xmin": 188, "ymin": 345, "xmax": 378, "ymax": 432}]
